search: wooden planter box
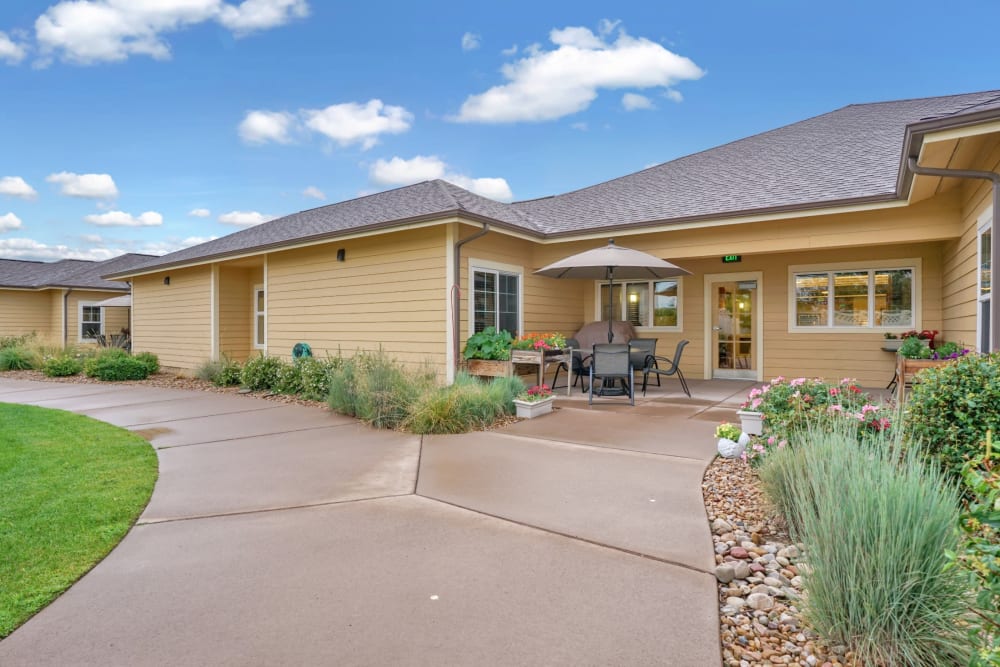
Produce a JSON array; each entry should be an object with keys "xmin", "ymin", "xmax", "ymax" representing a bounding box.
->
[
  {"xmin": 896, "ymin": 355, "xmax": 950, "ymax": 401},
  {"xmin": 465, "ymin": 358, "xmax": 512, "ymax": 378}
]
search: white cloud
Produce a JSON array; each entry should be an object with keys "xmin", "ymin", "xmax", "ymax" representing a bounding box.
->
[
  {"xmin": 501, "ymin": 44, "xmax": 518, "ymax": 56},
  {"xmin": 218, "ymin": 210, "xmax": 273, "ymax": 226},
  {"xmin": 136, "ymin": 235, "xmax": 217, "ymax": 255},
  {"xmin": 33, "ymin": 0, "xmax": 309, "ymax": 66},
  {"xmin": 369, "ymin": 155, "xmax": 513, "ymax": 202},
  {"xmin": 239, "ymin": 110, "xmax": 295, "ymax": 144},
  {"xmin": 46, "ymin": 171, "xmax": 118, "ymax": 199},
  {"xmin": 664, "ymin": 89, "xmax": 683, "ymax": 103},
  {"xmin": 84, "ymin": 210, "xmax": 163, "ymax": 227},
  {"xmin": 461, "ymin": 32, "xmax": 480, "ymax": 51},
  {"xmin": 188, "ymin": 207, "xmax": 211, "ymax": 217},
  {"xmin": 81, "ymin": 233, "xmax": 104, "ymax": 243},
  {"xmin": 622, "ymin": 92, "xmax": 654, "ymax": 111},
  {"xmin": 0, "ymin": 237, "xmax": 120, "ymax": 261},
  {"xmin": 570, "ymin": 121, "xmax": 588, "ymax": 131},
  {"xmin": 303, "ymin": 100, "xmax": 413, "ymax": 150},
  {"xmin": 302, "ymin": 185, "xmax": 325, "ymax": 200},
  {"xmin": 0, "ymin": 176, "xmax": 38, "ymax": 200},
  {"xmin": 453, "ymin": 21, "xmax": 703, "ymax": 123},
  {"xmin": 0, "ymin": 212, "xmax": 23, "ymax": 231},
  {"xmin": 0, "ymin": 31, "xmax": 27, "ymax": 64}
]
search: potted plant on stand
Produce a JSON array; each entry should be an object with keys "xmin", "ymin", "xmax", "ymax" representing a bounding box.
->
[
  {"xmin": 716, "ymin": 422, "xmax": 750, "ymax": 458},
  {"xmin": 463, "ymin": 327, "xmax": 513, "ymax": 378},
  {"xmin": 513, "ymin": 384, "xmax": 555, "ymax": 419}
]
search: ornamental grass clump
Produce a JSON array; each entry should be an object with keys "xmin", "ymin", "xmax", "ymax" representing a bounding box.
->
[
  {"xmin": 0, "ymin": 346, "xmax": 38, "ymax": 371},
  {"xmin": 328, "ymin": 349, "xmax": 435, "ymax": 429},
  {"xmin": 406, "ymin": 373, "xmax": 523, "ymax": 434},
  {"xmin": 765, "ymin": 418, "xmax": 971, "ymax": 665}
]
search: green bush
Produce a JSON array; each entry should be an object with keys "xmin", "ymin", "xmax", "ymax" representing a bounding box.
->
[
  {"xmin": 42, "ymin": 355, "xmax": 83, "ymax": 377},
  {"xmin": 299, "ymin": 357, "xmax": 340, "ymax": 401},
  {"xmin": 274, "ymin": 360, "xmax": 304, "ymax": 395},
  {"xmin": 770, "ymin": 420, "xmax": 970, "ymax": 665},
  {"xmin": 194, "ymin": 359, "xmax": 223, "ymax": 382},
  {"xmin": 905, "ymin": 352, "xmax": 1000, "ymax": 482},
  {"xmin": 328, "ymin": 350, "xmax": 432, "ymax": 429},
  {"xmin": 0, "ymin": 346, "xmax": 38, "ymax": 371},
  {"xmin": 406, "ymin": 373, "xmax": 523, "ymax": 434},
  {"xmin": 84, "ymin": 350, "xmax": 150, "ymax": 381},
  {"xmin": 462, "ymin": 326, "xmax": 512, "ymax": 361},
  {"xmin": 133, "ymin": 352, "xmax": 159, "ymax": 375},
  {"xmin": 900, "ymin": 335, "xmax": 933, "ymax": 359},
  {"xmin": 240, "ymin": 354, "xmax": 284, "ymax": 391}
]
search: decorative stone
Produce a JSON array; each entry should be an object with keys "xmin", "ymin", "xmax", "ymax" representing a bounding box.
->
[
  {"xmin": 730, "ymin": 546, "xmax": 750, "ymax": 559},
  {"xmin": 726, "ymin": 596, "xmax": 747, "ymax": 609},
  {"xmin": 715, "ymin": 564, "xmax": 736, "ymax": 583},
  {"xmin": 713, "ymin": 518, "xmax": 734, "ymax": 534},
  {"xmin": 747, "ymin": 593, "xmax": 775, "ymax": 611},
  {"xmin": 733, "ymin": 561, "xmax": 752, "ymax": 580}
]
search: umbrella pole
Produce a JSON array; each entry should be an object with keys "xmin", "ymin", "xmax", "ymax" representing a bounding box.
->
[{"xmin": 607, "ymin": 266, "xmax": 615, "ymax": 343}]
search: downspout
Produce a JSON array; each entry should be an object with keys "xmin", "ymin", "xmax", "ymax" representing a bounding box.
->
[
  {"xmin": 62, "ymin": 288, "xmax": 72, "ymax": 347},
  {"xmin": 907, "ymin": 157, "xmax": 1000, "ymax": 352},
  {"xmin": 452, "ymin": 222, "xmax": 490, "ymax": 374}
]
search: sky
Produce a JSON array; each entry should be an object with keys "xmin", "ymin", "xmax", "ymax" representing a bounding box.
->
[{"xmin": 0, "ymin": 0, "xmax": 998, "ymax": 262}]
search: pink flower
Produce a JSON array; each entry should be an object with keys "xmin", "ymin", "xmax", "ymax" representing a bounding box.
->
[
  {"xmin": 751, "ymin": 398, "xmax": 762, "ymax": 409},
  {"xmin": 753, "ymin": 444, "xmax": 765, "ymax": 453},
  {"xmin": 790, "ymin": 377, "xmax": 806, "ymax": 387},
  {"xmin": 767, "ymin": 436, "xmax": 775, "ymax": 445},
  {"xmin": 828, "ymin": 404, "xmax": 843, "ymax": 413},
  {"xmin": 777, "ymin": 440, "xmax": 787, "ymax": 449},
  {"xmin": 829, "ymin": 387, "xmax": 839, "ymax": 396}
]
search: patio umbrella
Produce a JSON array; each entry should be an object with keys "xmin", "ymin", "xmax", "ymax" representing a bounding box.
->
[{"xmin": 534, "ymin": 239, "xmax": 691, "ymax": 343}]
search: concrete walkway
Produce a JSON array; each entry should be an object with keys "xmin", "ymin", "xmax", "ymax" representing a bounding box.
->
[{"xmin": 0, "ymin": 377, "xmax": 751, "ymax": 666}]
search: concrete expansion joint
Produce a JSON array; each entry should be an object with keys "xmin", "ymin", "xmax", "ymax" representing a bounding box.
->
[
  {"xmin": 119, "ymin": 403, "xmax": 286, "ymax": 427},
  {"xmin": 136, "ymin": 492, "xmax": 414, "ymax": 526},
  {"xmin": 483, "ymin": 430, "xmax": 706, "ymax": 463},
  {"xmin": 416, "ymin": 494, "xmax": 715, "ymax": 578},
  {"xmin": 413, "ymin": 434, "xmax": 425, "ymax": 495},
  {"xmin": 151, "ymin": 422, "xmax": 355, "ymax": 450}
]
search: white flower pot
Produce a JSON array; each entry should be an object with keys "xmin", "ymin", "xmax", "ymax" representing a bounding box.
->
[
  {"xmin": 717, "ymin": 432, "xmax": 750, "ymax": 459},
  {"xmin": 737, "ymin": 410, "xmax": 764, "ymax": 436},
  {"xmin": 514, "ymin": 397, "xmax": 554, "ymax": 419}
]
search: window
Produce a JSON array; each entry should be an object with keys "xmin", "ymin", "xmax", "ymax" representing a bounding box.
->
[
  {"xmin": 791, "ymin": 266, "xmax": 914, "ymax": 329},
  {"xmin": 472, "ymin": 267, "xmax": 520, "ymax": 336},
  {"xmin": 598, "ymin": 279, "xmax": 682, "ymax": 329},
  {"xmin": 979, "ymin": 219, "xmax": 992, "ymax": 352},
  {"xmin": 253, "ymin": 286, "xmax": 266, "ymax": 349},
  {"xmin": 79, "ymin": 304, "xmax": 102, "ymax": 341}
]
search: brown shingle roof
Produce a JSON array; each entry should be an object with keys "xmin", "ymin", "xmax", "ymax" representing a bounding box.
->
[
  {"xmin": 109, "ymin": 89, "xmax": 1000, "ymax": 277},
  {"xmin": 0, "ymin": 254, "xmax": 154, "ymax": 290}
]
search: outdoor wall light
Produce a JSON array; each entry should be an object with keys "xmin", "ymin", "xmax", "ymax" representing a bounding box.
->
[
  {"xmin": 336, "ymin": 248, "xmax": 346, "ymax": 262},
  {"xmin": 163, "ymin": 276, "xmax": 170, "ymax": 285},
  {"xmin": 629, "ymin": 292, "xmax": 638, "ymax": 303}
]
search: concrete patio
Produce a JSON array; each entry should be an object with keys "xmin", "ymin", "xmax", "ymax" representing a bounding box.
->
[{"xmin": 0, "ymin": 377, "xmax": 751, "ymax": 666}]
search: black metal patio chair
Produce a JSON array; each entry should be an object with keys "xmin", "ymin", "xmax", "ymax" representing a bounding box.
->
[
  {"xmin": 641, "ymin": 339, "xmax": 691, "ymax": 397},
  {"xmin": 628, "ymin": 338, "xmax": 658, "ymax": 389},
  {"xmin": 588, "ymin": 343, "xmax": 634, "ymax": 406},
  {"xmin": 552, "ymin": 337, "xmax": 590, "ymax": 392}
]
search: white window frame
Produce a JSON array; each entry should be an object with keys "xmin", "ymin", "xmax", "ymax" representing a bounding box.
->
[
  {"xmin": 593, "ymin": 278, "xmax": 684, "ymax": 331},
  {"xmin": 78, "ymin": 301, "xmax": 104, "ymax": 342},
  {"xmin": 977, "ymin": 209, "xmax": 992, "ymax": 353},
  {"xmin": 787, "ymin": 258, "xmax": 922, "ymax": 333},
  {"xmin": 468, "ymin": 258, "xmax": 523, "ymax": 337},
  {"xmin": 253, "ymin": 284, "xmax": 266, "ymax": 351}
]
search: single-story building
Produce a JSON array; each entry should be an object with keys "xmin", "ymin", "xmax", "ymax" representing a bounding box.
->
[
  {"xmin": 105, "ymin": 89, "xmax": 999, "ymax": 388},
  {"xmin": 0, "ymin": 253, "xmax": 153, "ymax": 346}
]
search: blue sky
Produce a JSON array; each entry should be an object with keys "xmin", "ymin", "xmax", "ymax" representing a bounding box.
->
[{"xmin": 0, "ymin": 0, "xmax": 997, "ymax": 261}]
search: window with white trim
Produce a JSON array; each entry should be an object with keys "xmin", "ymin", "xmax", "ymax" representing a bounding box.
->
[
  {"xmin": 979, "ymin": 219, "xmax": 992, "ymax": 352},
  {"xmin": 473, "ymin": 268, "xmax": 520, "ymax": 336},
  {"xmin": 253, "ymin": 286, "xmax": 266, "ymax": 350},
  {"xmin": 79, "ymin": 303, "xmax": 102, "ymax": 341},
  {"xmin": 791, "ymin": 266, "xmax": 915, "ymax": 329},
  {"xmin": 597, "ymin": 279, "xmax": 682, "ymax": 329}
]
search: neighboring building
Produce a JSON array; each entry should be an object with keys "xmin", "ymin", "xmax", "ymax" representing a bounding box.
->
[
  {"xmin": 0, "ymin": 254, "xmax": 153, "ymax": 346},
  {"xmin": 105, "ymin": 90, "xmax": 1000, "ymax": 387}
]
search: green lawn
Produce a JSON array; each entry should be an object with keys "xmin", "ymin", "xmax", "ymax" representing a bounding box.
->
[{"xmin": 0, "ymin": 403, "xmax": 157, "ymax": 637}]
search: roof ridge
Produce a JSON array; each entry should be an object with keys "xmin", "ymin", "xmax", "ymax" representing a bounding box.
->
[{"xmin": 842, "ymin": 88, "xmax": 1000, "ymax": 109}]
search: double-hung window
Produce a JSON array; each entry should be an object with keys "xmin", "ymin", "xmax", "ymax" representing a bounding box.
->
[
  {"xmin": 790, "ymin": 263, "xmax": 916, "ymax": 330},
  {"xmin": 979, "ymin": 215, "xmax": 992, "ymax": 352},
  {"xmin": 472, "ymin": 266, "xmax": 520, "ymax": 336},
  {"xmin": 80, "ymin": 303, "xmax": 102, "ymax": 341},
  {"xmin": 598, "ymin": 279, "xmax": 682, "ymax": 329}
]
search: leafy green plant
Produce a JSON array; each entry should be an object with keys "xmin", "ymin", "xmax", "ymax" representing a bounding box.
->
[
  {"xmin": 299, "ymin": 357, "xmax": 340, "ymax": 401},
  {"xmin": 946, "ymin": 430, "xmax": 1000, "ymax": 666},
  {"xmin": 0, "ymin": 346, "xmax": 38, "ymax": 371},
  {"xmin": 773, "ymin": 420, "xmax": 970, "ymax": 665},
  {"xmin": 462, "ymin": 326, "xmax": 512, "ymax": 361},
  {"xmin": 42, "ymin": 355, "xmax": 83, "ymax": 377},
  {"xmin": 715, "ymin": 422, "xmax": 741, "ymax": 440},
  {"xmin": 899, "ymin": 335, "xmax": 932, "ymax": 359},
  {"xmin": 133, "ymin": 352, "xmax": 159, "ymax": 375},
  {"xmin": 83, "ymin": 350, "xmax": 150, "ymax": 381},
  {"xmin": 905, "ymin": 352, "xmax": 1000, "ymax": 483},
  {"xmin": 240, "ymin": 353, "xmax": 284, "ymax": 391},
  {"xmin": 274, "ymin": 360, "xmax": 304, "ymax": 395}
]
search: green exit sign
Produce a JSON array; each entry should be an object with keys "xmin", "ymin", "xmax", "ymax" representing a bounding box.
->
[{"xmin": 722, "ymin": 255, "xmax": 742, "ymax": 263}]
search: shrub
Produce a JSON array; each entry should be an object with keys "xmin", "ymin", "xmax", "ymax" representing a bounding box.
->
[
  {"xmin": 946, "ymin": 430, "xmax": 1000, "ymax": 666},
  {"xmin": 0, "ymin": 346, "xmax": 38, "ymax": 371},
  {"xmin": 274, "ymin": 360, "xmax": 304, "ymax": 395},
  {"xmin": 84, "ymin": 350, "xmax": 150, "ymax": 381},
  {"xmin": 0, "ymin": 332, "xmax": 36, "ymax": 350},
  {"xmin": 240, "ymin": 354, "xmax": 284, "ymax": 391},
  {"xmin": 905, "ymin": 352, "xmax": 1000, "ymax": 482},
  {"xmin": 42, "ymin": 355, "xmax": 83, "ymax": 377},
  {"xmin": 350, "ymin": 350, "xmax": 433, "ymax": 429},
  {"xmin": 773, "ymin": 420, "xmax": 970, "ymax": 665},
  {"xmin": 195, "ymin": 359, "xmax": 223, "ymax": 382},
  {"xmin": 299, "ymin": 357, "xmax": 340, "ymax": 401},
  {"xmin": 899, "ymin": 335, "xmax": 933, "ymax": 359},
  {"xmin": 462, "ymin": 326, "xmax": 512, "ymax": 361},
  {"xmin": 406, "ymin": 373, "xmax": 523, "ymax": 434},
  {"xmin": 133, "ymin": 352, "xmax": 159, "ymax": 375}
]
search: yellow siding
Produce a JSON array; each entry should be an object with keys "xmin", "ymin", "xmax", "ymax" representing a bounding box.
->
[
  {"xmin": 266, "ymin": 228, "xmax": 448, "ymax": 374},
  {"xmin": 132, "ymin": 267, "xmax": 211, "ymax": 370},
  {"xmin": 66, "ymin": 290, "xmax": 130, "ymax": 345},
  {"xmin": 0, "ymin": 289, "xmax": 54, "ymax": 340},
  {"xmin": 218, "ymin": 266, "xmax": 253, "ymax": 362}
]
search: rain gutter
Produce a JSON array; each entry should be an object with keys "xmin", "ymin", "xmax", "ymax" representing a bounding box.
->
[{"xmin": 907, "ymin": 156, "xmax": 1000, "ymax": 352}]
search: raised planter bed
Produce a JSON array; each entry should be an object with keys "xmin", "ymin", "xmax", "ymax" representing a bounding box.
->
[{"xmin": 465, "ymin": 359, "xmax": 512, "ymax": 378}]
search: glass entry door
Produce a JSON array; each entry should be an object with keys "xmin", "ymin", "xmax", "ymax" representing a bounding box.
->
[{"xmin": 711, "ymin": 280, "xmax": 757, "ymax": 379}]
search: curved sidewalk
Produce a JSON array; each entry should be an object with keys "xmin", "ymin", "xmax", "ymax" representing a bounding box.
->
[{"xmin": 0, "ymin": 378, "xmax": 748, "ymax": 666}]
